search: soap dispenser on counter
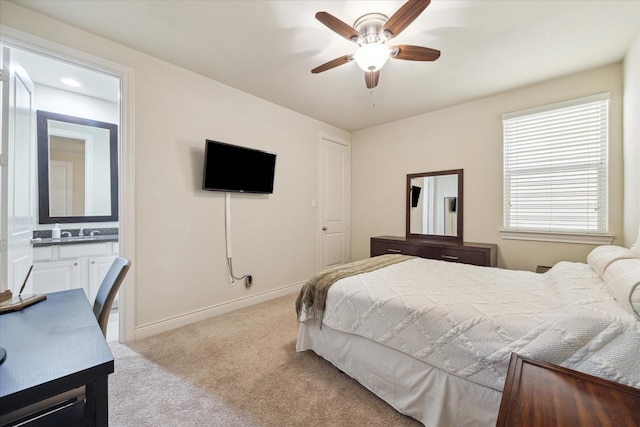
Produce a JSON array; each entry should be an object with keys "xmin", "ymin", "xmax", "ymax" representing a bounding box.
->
[{"xmin": 52, "ymin": 223, "xmax": 61, "ymax": 239}]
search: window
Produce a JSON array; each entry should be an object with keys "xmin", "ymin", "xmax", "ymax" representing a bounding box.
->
[{"xmin": 502, "ymin": 93, "xmax": 610, "ymax": 242}]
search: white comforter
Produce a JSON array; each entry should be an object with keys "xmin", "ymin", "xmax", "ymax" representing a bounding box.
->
[{"xmin": 300, "ymin": 258, "xmax": 640, "ymax": 391}]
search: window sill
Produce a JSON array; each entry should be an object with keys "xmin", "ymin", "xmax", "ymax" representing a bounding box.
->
[{"xmin": 500, "ymin": 230, "xmax": 615, "ymax": 245}]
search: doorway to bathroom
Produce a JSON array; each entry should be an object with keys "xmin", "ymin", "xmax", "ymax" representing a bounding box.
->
[{"xmin": 1, "ymin": 43, "xmax": 123, "ymax": 342}]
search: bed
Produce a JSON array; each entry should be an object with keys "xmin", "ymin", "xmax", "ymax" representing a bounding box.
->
[{"xmin": 295, "ymin": 243, "xmax": 640, "ymax": 426}]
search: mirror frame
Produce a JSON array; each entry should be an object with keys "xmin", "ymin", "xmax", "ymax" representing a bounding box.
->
[
  {"xmin": 37, "ymin": 110, "xmax": 119, "ymax": 224},
  {"xmin": 406, "ymin": 169, "xmax": 463, "ymax": 243}
]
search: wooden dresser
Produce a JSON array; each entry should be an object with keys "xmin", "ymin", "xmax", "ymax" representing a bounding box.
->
[
  {"xmin": 370, "ymin": 236, "xmax": 497, "ymax": 267},
  {"xmin": 497, "ymin": 353, "xmax": 640, "ymax": 427}
]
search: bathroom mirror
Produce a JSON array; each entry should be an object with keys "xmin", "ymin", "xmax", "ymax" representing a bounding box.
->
[
  {"xmin": 37, "ymin": 110, "xmax": 118, "ymax": 224},
  {"xmin": 406, "ymin": 169, "xmax": 463, "ymax": 242}
]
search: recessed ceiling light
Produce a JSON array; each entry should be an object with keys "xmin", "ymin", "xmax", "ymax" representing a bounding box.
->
[{"xmin": 61, "ymin": 77, "xmax": 81, "ymax": 88}]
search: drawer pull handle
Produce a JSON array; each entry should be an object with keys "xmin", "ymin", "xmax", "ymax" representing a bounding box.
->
[
  {"xmin": 387, "ymin": 249, "xmax": 402, "ymax": 253},
  {"xmin": 441, "ymin": 255, "xmax": 459, "ymax": 261}
]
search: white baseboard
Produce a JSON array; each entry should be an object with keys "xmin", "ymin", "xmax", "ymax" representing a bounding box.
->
[{"xmin": 132, "ymin": 281, "xmax": 303, "ymax": 341}]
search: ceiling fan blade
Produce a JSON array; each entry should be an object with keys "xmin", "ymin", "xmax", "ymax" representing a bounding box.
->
[
  {"xmin": 382, "ymin": 0, "xmax": 430, "ymax": 39},
  {"xmin": 316, "ymin": 11, "xmax": 360, "ymax": 42},
  {"xmin": 365, "ymin": 70, "xmax": 380, "ymax": 89},
  {"xmin": 311, "ymin": 55, "xmax": 353, "ymax": 74},
  {"xmin": 391, "ymin": 45, "xmax": 440, "ymax": 61}
]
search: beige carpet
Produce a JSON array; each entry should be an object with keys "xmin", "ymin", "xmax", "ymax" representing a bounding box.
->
[{"xmin": 108, "ymin": 292, "xmax": 422, "ymax": 426}]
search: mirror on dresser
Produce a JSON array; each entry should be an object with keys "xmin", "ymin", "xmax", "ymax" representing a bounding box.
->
[
  {"xmin": 406, "ymin": 169, "xmax": 463, "ymax": 243},
  {"xmin": 37, "ymin": 110, "xmax": 119, "ymax": 224}
]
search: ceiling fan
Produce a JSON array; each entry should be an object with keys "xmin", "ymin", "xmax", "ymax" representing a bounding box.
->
[{"xmin": 311, "ymin": 0, "xmax": 440, "ymax": 89}]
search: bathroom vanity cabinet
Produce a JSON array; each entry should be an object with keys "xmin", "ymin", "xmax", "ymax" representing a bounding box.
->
[{"xmin": 31, "ymin": 241, "xmax": 119, "ymax": 302}]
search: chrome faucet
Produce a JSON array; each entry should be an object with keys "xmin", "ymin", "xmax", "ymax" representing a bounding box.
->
[
  {"xmin": 79, "ymin": 227, "xmax": 84, "ymax": 237},
  {"xmin": 90, "ymin": 230, "xmax": 101, "ymax": 236},
  {"xmin": 61, "ymin": 231, "xmax": 72, "ymax": 237}
]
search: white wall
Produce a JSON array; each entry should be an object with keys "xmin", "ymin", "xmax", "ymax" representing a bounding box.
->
[
  {"xmin": 0, "ymin": 2, "xmax": 349, "ymax": 337},
  {"xmin": 623, "ymin": 32, "xmax": 640, "ymax": 247},
  {"xmin": 351, "ymin": 64, "xmax": 625, "ymax": 271}
]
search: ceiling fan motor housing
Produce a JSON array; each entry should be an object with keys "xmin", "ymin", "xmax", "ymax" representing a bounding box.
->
[{"xmin": 354, "ymin": 13, "xmax": 389, "ymax": 44}]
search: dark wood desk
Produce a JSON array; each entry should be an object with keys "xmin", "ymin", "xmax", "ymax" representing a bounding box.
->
[
  {"xmin": 0, "ymin": 289, "xmax": 114, "ymax": 426},
  {"xmin": 497, "ymin": 353, "xmax": 640, "ymax": 427}
]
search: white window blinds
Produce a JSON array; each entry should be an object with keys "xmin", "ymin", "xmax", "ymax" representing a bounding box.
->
[{"xmin": 503, "ymin": 93, "xmax": 609, "ymax": 234}]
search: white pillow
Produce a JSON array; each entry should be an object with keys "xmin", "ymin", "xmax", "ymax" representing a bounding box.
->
[
  {"xmin": 603, "ymin": 258, "xmax": 640, "ymax": 319},
  {"xmin": 587, "ymin": 245, "xmax": 640, "ymax": 277}
]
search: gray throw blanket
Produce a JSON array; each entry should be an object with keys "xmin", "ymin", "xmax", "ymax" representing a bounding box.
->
[{"xmin": 295, "ymin": 254, "xmax": 414, "ymax": 323}]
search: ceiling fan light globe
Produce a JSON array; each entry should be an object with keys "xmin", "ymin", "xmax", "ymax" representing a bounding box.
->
[{"xmin": 354, "ymin": 43, "xmax": 390, "ymax": 72}]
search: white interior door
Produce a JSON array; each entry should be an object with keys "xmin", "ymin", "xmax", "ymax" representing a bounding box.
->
[
  {"xmin": 50, "ymin": 160, "xmax": 74, "ymax": 216},
  {"xmin": 1, "ymin": 47, "xmax": 35, "ymax": 293},
  {"xmin": 318, "ymin": 136, "xmax": 350, "ymax": 271}
]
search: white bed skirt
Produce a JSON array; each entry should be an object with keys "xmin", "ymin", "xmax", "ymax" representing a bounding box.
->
[{"xmin": 296, "ymin": 320, "xmax": 502, "ymax": 427}]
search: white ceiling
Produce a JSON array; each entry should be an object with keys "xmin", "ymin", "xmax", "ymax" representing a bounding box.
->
[{"xmin": 10, "ymin": 0, "xmax": 640, "ymax": 132}]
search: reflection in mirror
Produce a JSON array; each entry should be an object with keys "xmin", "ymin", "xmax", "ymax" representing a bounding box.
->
[
  {"xmin": 37, "ymin": 111, "xmax": 118, "ymax": 224},
  {"xmin": 409, "ymin": 175, "xmax": 457, "ymax": 235},
  {"xmin": 444, "ymin": 197, "xmax": 457, "ymax": 236},
  {"xmin": 407, "ymin": 169, "xmax": 463, "ymax": 242}
]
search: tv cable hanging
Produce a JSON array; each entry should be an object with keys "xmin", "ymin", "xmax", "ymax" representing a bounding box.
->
[{"xmin": 225, "ymin": 192, "xmax": 252, "ymax": 288}]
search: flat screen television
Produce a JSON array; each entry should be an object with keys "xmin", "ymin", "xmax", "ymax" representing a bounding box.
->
[{"xmin": 202, "ymin": 139, "xmax": 276, "ymax": 194}]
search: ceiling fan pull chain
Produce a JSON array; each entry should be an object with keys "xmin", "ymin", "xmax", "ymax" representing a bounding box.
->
[{"xmin": 370, "ymin": 89, "xmax": 376, "ymax": 108}]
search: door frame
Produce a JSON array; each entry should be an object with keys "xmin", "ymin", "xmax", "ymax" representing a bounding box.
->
[
  {"xmin": 317, "ymin": 133, "xmax": 350, "ymax": 272},
  {"xmin": 0, "ymin": 26, "xmax": 136, "ymax": 343}
]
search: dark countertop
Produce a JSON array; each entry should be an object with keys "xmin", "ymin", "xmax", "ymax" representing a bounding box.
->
[
  {"xmin": 31, "ymin": 234, "xmax": 119, "ymax": 247},
  {"xmin": 31, "ymin": 227, "xmax": 119, "ymax": 247}
]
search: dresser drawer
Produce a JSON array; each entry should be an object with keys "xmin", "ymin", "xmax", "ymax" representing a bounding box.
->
[
  {"xmin": 371, "ymin": 240, "xmax": 421, "ymax": 257},
  {"xmin": 421, "ymin": 246, "xmax": 487, "ymax": 266},
  {"xmin": 371, "ymin": 236, "xmax": 496, "ymax": 267}
]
